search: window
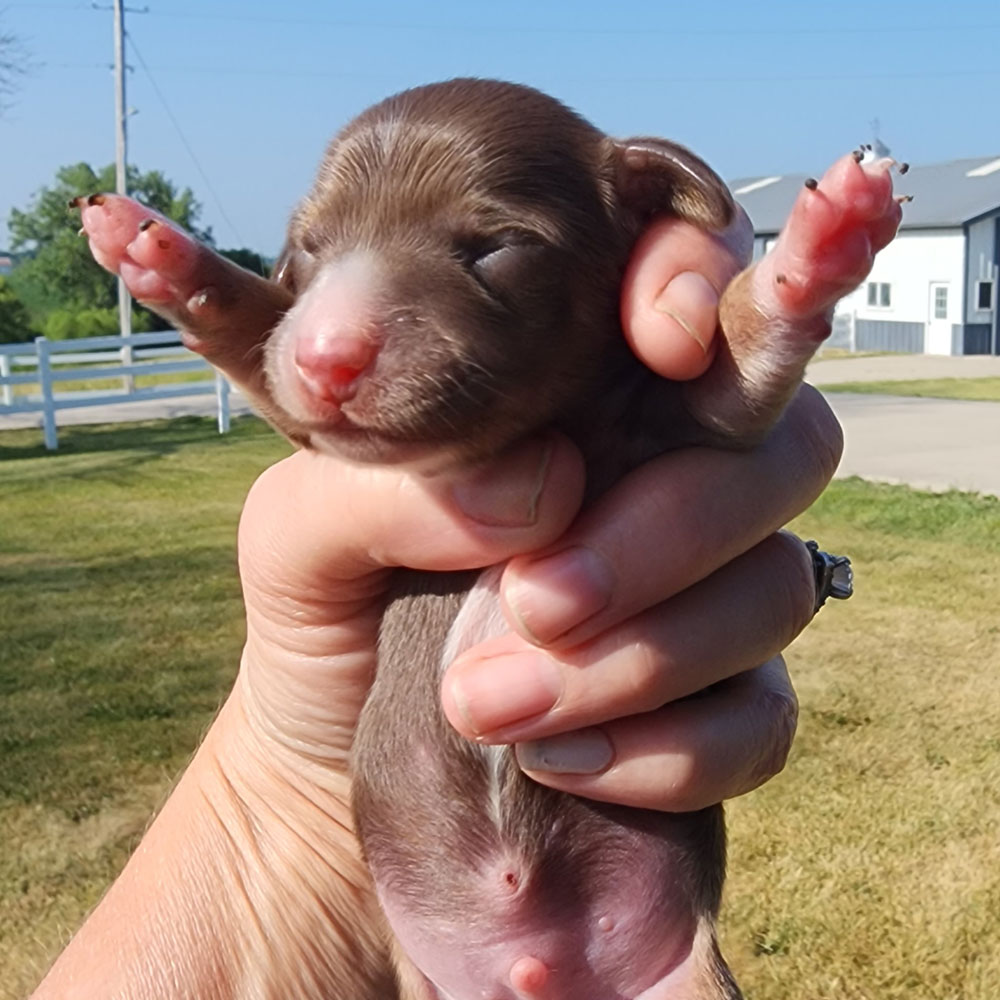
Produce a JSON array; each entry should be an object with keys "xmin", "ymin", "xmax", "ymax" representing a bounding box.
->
[
  {"xmin": 976, "ymin": 280, "xmax": 995, "ymax": 311},
  {"xmin": 867, "ymin": 281, "xmax": 892, "ymax": 308},
  {"xmin": 934, "ymin": 285, "xmax": 948, "ymax": 320}
]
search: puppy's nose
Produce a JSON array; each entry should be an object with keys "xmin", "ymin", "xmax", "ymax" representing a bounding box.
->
[{"xmin": 294, "ymin": 336, "xmax": 376, "ymax": 403}]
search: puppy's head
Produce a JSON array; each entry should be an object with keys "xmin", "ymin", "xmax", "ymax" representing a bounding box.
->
[{"xmin": 265, "ymin": 79, "xmax": 732, "ymax": 465}]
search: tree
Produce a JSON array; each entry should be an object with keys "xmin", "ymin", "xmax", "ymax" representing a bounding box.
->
[
  {"xmin": 0, "ymin": 276, "xmax": 34, "ymax": 343},
  {"xmin": 7, "ymin": 163, "xmax": 213, "ymax": 334},
  {"xmin": 219, "ymin": 247, "xmax": 271, "ymax": 277}
]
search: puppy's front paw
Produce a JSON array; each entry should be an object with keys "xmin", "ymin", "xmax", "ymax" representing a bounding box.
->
[{"xmin": 757, "ymin": 152, "xmax": 904, "ymax": 319}]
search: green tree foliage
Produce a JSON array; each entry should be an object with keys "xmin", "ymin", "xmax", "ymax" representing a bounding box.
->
[
  {"xmin": 7, "ymin": 163, "xmax": 213, "ymax": 335},
  {"xmin": 219, "ymin": 247, "xmax": 271, "ymax": 277},
  {"xmin": 40, "ymin": 306, "xmax": 153, "ymax": 341},
  {"xmin": 0, "ymin": 275, "xmax": 34, "ymax": 343}
]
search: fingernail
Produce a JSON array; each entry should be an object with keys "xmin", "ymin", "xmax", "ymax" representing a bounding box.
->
[
  {"xmin": 447, "ymin": 653, "xmax": 563, "ymax": 737},
  {"xmin": 505, "ymin": 546, "xmax": 613, "ymax": 644},
  {"xmin": 516, "ymin": 728, "xmax": 614, "ymax": 774},
  {"xmin": 652, "ymin": 270, "xmax": 718, "ymax": 354},
  {"xmin": 452, "ymin": 437, "xmax": 553, "ymax": 527}
]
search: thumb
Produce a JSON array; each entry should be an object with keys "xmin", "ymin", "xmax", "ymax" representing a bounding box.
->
[
  {"xmin": 238, "ymin": 432, "xmax": 585, "ymax": 611},
  {"xmin": 620, "ymin": 211, "xmax": 752, "ymax": 381}
]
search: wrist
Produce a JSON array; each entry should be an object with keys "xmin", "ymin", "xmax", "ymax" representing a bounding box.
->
[
  {"xmin": 205, "ymin": 691, "xmax": 394, "ymax": 999},
  {"xmin": 34, "ymin": 690, "xmax": 391, "ymax": 1000}
]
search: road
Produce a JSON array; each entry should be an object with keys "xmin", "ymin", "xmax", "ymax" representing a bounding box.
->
[{"xmin": 822, "ymin": 393, "xmax": 1000, "ymax": 498}]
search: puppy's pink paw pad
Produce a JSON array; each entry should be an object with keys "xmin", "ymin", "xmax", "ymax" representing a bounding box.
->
[
  {"xmin": 760, "ymin": 153, "xmax": 904, "ymax": 318},
  {"xmin": 75, "ymin": 193, "xmax": 203, "ymax": 306}
]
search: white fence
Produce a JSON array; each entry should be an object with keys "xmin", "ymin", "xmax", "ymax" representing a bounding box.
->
[{"xmin": 0, "ymin": 331, "xmax": 232, "ymax": 450}]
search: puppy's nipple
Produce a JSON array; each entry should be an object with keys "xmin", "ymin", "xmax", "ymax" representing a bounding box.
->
[
  {"xmin": 294, "ymin": 336, "xmax": 375, "ymax": 403},
  {"xmin": 509, "ymin": 956, "xmax": 549, "ymax": 998}
]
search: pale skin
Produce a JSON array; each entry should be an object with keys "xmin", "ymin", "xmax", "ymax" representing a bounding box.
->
[{"xmin": 31, "ymin": 212, "xmax": 840, "ymax": 1000}]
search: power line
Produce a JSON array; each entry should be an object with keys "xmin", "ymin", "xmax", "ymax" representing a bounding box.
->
[
  {"xmin": 39, "ymin": 60, "xmax": 1000, "ymax": 86},
  {"xmin": 125, "ymin": 33, "xmax": 244, "ymax": 245}
]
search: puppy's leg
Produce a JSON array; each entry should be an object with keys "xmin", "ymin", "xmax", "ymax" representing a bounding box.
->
[
  {"xmin": 76, "ymin": 194, "xmax": 297, "ymax": 432},
  {"xmin": 686, "ymin": 153, "xmax": 902, "ymax": 441}
]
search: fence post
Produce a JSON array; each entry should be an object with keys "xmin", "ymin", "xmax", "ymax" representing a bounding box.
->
[
  {"xmin": 36, "ymin": 336, "xmax": 59, "ymax": 450},
  {"xmin": 0, "ymin": 354, "xmax": 11, "ymax": 407},
  {"xmin": 216, "ymin": 372, "xmax": 231, "ymax": 434}
]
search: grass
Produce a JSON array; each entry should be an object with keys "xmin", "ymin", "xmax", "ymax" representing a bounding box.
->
[
  {"xmin": 723, "ymin": 481, "xmax": 1000, "ymax": 999},
  {"xmin": 0, "ymin": 417, "xmax": 291, "ymax": 996},
  {"xmin": 818, "ymin": 377, "xmax": 1000, "ymax": 402},
  {"xmin": 1, "ymin": 421, "xmax": 999, "ymax": 998}
]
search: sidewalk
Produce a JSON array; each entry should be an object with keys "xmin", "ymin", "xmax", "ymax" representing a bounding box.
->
[{"xmin": 0, "ymin": 390, "xmax": 253, "ymax": 433}]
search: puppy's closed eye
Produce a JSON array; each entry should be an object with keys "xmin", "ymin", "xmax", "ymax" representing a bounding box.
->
[{"xmin": 456, "ymin": 234, "xmax": 553, "ymax": 300}]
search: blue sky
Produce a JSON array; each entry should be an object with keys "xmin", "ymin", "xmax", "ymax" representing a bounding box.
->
[{"xmin": 3, "ymin": 0, "xmax": 1000, "ymax": 255}]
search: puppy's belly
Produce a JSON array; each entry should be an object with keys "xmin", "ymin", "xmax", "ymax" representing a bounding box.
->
[{"xmin": 366, "ymin": 568, "xmax": 722, "ymax": 1000}]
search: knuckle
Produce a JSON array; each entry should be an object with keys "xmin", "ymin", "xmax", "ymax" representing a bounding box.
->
[
  {"xmin": 746, "ymin": 663, "xmax": 800, "ymax": 788},
  {"xmin": 765, "ymin": 532, "xmax": 820, "ymax": 640},
  {"xmin": 618, "ymin": 637, "xmax": 671, "ymax": 713},
  {"xmin": 654, "ymin": 752, "xmax": 707, "ymax": 813}
]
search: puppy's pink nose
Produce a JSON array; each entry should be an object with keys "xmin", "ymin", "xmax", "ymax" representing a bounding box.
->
[{"xmin": 294, "ymin": 337, "xmax": 376, "ymax": 403}]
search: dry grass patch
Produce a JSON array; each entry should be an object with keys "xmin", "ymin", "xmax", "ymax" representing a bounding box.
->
[{"xmin": 721, "ymin": 480, "xmax": 1000, "ymax": 999}]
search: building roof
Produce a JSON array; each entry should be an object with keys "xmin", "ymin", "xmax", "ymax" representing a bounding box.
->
[{"xmin": 731, "ymin": 155, "xmax": 1000, "ymax": 234}]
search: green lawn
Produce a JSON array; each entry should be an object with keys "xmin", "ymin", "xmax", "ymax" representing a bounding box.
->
[
  {"xmin": 0, "ymin": 417, "xmax": 291, "ymax": 995},
  {"xmin": 818, "ymin": 377, "xmax": 1000, "ymax": 402},
  {"xmin": 1, "ymin": 419, "xmax": 999, "ymax": 999}
]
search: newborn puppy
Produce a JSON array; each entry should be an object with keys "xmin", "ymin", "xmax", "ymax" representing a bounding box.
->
[{"xmin": 78, "ymin": 78, "xmax": 901, "ymax": 1000}]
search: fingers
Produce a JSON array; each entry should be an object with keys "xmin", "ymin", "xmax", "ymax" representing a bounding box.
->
[
  {"xmin": 442, "ymin": 532, "xmax": 813, "ymax": 744},
  {"xmin": 620, "ymin": 208, "xmax": 753, "ymax": 381},
  {"xmin": 497, "ymin": 384, "xmax": 842, "ymax": 650},
  {"xmin": 515, "ymin": 657, "xmax": 799, "ymax": 811},
  {"xmin": 238, "ymin": 433, "xmax": 585, "ymax": 621}
]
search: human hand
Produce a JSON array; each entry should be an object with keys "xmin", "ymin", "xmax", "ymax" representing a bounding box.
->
[{"xmin": 440, "ymin": 209, "xmax": 839, "ymax": 810}]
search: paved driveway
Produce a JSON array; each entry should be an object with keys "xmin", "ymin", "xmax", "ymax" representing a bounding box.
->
[{"xmin": 823, "ymin": 393, "xmax": 1000, "ymax": 497}]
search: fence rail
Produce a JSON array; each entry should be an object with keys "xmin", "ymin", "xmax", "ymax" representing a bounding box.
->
[{"xmin": 0, "ymin": 332, "xmax": 232, "ymax": 450}]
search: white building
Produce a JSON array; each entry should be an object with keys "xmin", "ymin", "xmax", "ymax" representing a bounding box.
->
[{"xmin": 731, "ymin": 155, "xmax": 1000, "ymax": 356}]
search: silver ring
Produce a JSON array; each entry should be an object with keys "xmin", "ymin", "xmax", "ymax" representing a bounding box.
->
[{"xmin": 806, "ymin": 540, "xmax": 853, "ymax": 612}]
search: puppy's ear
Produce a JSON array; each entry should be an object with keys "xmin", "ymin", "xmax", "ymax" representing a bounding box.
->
[{"xmin": 609, "ymin": 137, "xmax": 734, "ymax": 231}]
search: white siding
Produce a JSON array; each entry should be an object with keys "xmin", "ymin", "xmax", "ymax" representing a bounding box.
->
[{"xmin": 835, "ymin": 228, "xmax": 966, "ymax": 355}]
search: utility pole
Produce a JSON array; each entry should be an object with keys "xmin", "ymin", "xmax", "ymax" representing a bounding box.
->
[{"xmin": 112, "ymin": 0, "xmax": 133, "ymax": 381}]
